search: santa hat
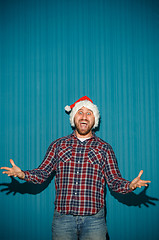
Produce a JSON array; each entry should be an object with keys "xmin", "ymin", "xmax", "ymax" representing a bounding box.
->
[{"xmin": 65, "ymin": 96, "xmax": 100, "ymax": 129}]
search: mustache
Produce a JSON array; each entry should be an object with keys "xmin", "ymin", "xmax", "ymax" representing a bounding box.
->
[{"xmin": 79, "ymin": 119, "xmax": 89, "ymax": 123}]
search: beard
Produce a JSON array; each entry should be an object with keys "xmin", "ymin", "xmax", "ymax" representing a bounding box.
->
[{"xmin": 74, "ymin": 120, "xmax": 95, "ymax": 136}]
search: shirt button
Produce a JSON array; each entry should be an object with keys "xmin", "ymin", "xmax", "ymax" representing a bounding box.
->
[
  {"xmin": 76, "ymin": 182, "xmax": 78, "ymax": 184},
  {"xmin": 77, "ymin": 171, "xmax": 79, "ymax": 174}
]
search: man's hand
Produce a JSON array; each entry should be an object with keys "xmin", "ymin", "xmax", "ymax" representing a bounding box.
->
[
  {"xmin": 129, "ymin": 170, "xmax": 151, "ymax": 190},
  {"xmin": 0, "ymin": 159, "xmax": 25, "ymax": 179}
]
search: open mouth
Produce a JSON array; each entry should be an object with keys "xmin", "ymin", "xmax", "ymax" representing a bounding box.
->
[{"xmin": 80, "ymin": 122, "xmax": 88, "ymax": 129}]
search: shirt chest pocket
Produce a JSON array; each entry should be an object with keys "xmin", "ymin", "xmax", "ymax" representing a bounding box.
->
[
  {"xmin": 57, "ymin": 146, "xmax": 72, "ymax": 163},
  {"xmin": 87, "ymin": 148, "xmax": 103, "ymax": 167}
]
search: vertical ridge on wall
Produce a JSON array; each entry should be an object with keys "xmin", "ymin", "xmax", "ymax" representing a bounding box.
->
[{"xmin": 0, "ymin": 0, "xmax": 159, "ymax": 240}]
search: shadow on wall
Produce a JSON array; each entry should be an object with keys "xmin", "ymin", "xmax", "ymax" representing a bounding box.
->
[
  {"xmin": 109, "ymin": 185, "xmax": 158, "ymax": 208},
  {"xmin": 0, "ymin": 177, "xmax": 158, "ymax": 240},
  {"xmin": 0, "ymin": 176, "xmax": 158, "ymax": 205},
  {"xmin": 0, "ymin": 172, "xmax": 56, "ymax": 195}
]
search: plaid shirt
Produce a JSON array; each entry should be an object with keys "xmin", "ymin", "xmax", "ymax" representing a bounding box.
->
[{"xmin": 24, "ymin": 132, "xmax": 131, "ymax": 215}]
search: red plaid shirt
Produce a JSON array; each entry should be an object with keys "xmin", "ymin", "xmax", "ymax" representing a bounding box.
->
[{"xmin": 24, "ymin": 132, "xmax": 131, "ymax": 215}]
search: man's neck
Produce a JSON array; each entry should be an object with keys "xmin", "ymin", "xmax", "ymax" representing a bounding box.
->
[{"xmin": 75, "ymin": 130, "xmax": 93, "ymax": 139}]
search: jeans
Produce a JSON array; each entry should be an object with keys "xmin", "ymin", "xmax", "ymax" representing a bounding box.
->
[{"xmin": 52, "ymin": 208, "xmax": 107, "ymax": 240}]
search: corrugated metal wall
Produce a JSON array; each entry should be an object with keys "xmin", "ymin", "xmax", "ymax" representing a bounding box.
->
[{"xmin": 0, "ymin": 0, "xmax": 159, "ymax": 239}]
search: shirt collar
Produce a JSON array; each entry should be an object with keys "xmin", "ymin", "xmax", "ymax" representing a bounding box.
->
[{"xmin": 71, "ymin": 130, "xmax": 96, "ymax": 141}]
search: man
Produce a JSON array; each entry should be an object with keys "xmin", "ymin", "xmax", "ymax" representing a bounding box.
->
[{"xmin": 1, "ymin": 96, "xmax": 150, "ymax": 240}]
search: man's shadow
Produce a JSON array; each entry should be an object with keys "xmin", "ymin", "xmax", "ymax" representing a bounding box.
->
[
  {"xmin": 109, "ymin": 185, "xmax": 158, "ymax": 208},
  {"xmin": 0, "ymin": 171, "xmax": 56, "ymax": 195}
]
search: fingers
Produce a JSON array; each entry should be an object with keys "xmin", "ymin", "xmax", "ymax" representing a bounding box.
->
[
  {"xmin": 1, "ymin": 169, "xmax": 12, "ymax": 175},
  {"xmin": 137, "ymin": 170, "xmax": 151, "ymax": 186},
  {"xmin": 136, "ymin": 180, "xmax": 151, "ymax": 188},
  {"xmin": 140, "ymin": 180, "xmax": 151, "ymax": 186},
  {"xmin": 1, "ymin": 167, "xmax": 12, "ymax": 171},
  {"xmin": 138, "ymin": 170, "xmax": 143, "ymax": 178},
  {"xmin": 0, "ymin": 159, "xmax": 15, "ymax": 174},
  {"xmin": 130, "ymin": 185, "xmax": 136, "ymax": 190},
  {"xmin": 0, "ymin": 159, "xmax": 15, "ymax": 170},
  {"xmin": 1, "ymin": 170, "xmax": 17, "ymax": 177},
  {"xmin": 129, "ymin": 170, "xmax": 151, "ymax": 190},
  {"xmin": 130, "ymin": 182, "xmax": 146, "ymax": 190},
  {"xmin": 10, "ymin": 159, "xmax": 16, "ymax": 167},
  {"xmin": 4, "ymin": 172, "xmax": 13, "ymax": 176},
  {"xmin": 1, "ymin": 167, "xmax": 12, "ymax": 176}
]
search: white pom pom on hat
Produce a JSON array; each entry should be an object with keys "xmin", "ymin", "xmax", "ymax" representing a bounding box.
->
[
  {"xmin": 65, "ymin": 96, "xmax": 100, "ymax": 129},
  {"xmin": 64, "ymin": 105, "xmax": 71, "ymax": 112}
]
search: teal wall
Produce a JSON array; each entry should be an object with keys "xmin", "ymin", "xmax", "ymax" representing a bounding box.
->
[{"xmin": 0, "ymin": 0, "xmax": 159, "ymax": 239}]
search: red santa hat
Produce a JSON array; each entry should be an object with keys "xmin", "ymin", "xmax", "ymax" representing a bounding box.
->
[{"xmin": 65, "ymin": 96, "xmax": 100, "ymax": 129}]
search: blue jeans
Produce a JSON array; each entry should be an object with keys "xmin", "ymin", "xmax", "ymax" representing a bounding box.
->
[{"xmin": 52, "ymin": 208, "xmax": 107, "ymax": 240}]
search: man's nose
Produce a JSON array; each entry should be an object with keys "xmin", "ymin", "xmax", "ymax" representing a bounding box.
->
[{"xmin": 82, "ymin": 113, "xmax": 88, "ymax": 119}]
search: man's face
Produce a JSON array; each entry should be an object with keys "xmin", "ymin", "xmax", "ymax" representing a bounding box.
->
[{"xmin": 74, "ymin": 107, "xmax": 95, "ymax": 137}]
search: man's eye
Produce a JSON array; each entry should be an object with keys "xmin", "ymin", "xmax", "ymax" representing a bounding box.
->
[
  {"xmin": 87, "ymin": 112, "xmax": 91, "ymax": 115},
  {"xmin": 79, "ymin": 111, "xmax": 83, "ymax": 114}
]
